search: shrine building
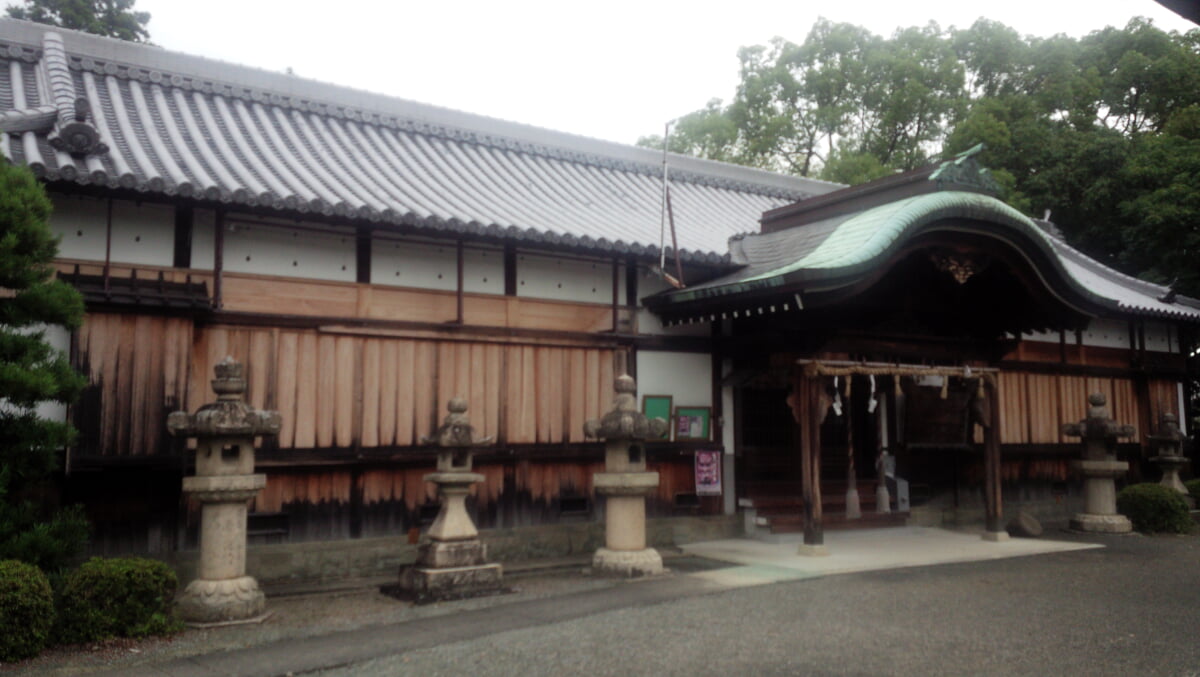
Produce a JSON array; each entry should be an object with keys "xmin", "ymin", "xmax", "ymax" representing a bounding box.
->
[{"xmin": 0, "ymin": 19, "xmax": 1195, "ymax": 577}]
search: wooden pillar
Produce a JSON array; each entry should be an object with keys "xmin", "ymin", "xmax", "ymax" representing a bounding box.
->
[
  {"xmin": 983, "ymin": 376, "xmax": 1006, "ymax": 540},
  {"xmin": 794, "ymin": 366, "xmax": 826, "ymax": 555}
]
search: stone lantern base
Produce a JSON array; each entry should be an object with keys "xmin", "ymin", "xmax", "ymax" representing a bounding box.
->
[
  {"xmin": 593, "ymin": 547, "xmax": 663, "ymax": 577},
  {"xmin": 177, "ymin": 576, "xmax": 266, "ymax": 625},
  {"xmin": 397, "ymin": 540, "xmax": 504, "ymax": 603},
  {"xmin": 1069, "ymin": 513, "xmax": 1132, "ymax": 533}
]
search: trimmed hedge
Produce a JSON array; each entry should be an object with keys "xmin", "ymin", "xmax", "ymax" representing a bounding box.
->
[
  {"xmin": 1185, "ymin": 479, "xmax": 1200, "ymax": 503},
  {"xmin": 0, "ymin": 559, "xmax": 54, "ymax": 662},
  {"xmin": 1116, "ymin": 483, "xmax": 1194, "ymax": 534},
  {"xmin": 53, "ymin": 557, "xmax": 182, "ymax": 644}
]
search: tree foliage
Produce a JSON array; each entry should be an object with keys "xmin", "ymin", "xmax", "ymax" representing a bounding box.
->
[
  {"xmin": 6, "ymin": 0, "xmax": 151, "ymax": 43},
  {"xmin": 639, "ymin": 16, "xmax": 1200, "ymax": 298},
  {"xmin": 0, "ymin": 161, "xmax": 88, "ymax": 572}
]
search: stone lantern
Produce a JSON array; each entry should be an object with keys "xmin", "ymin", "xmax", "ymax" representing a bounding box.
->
[
  {"xmin": 167, "ymin": 357, "xmax": 280, "ymax": 624},
  {"xmin": 1061, "ymin": 393, "xmax": 1133, "ymax": 533},
  {"xmin": 584, "ymin": 375, "xmax": 668, "ymax": 577},
  {"xmin": 397, "ymin": 397, "xmax": 503, "ymax": 601},
  {"xmin": 1147, "ymin": 413, "xmax": 1191, "ymax": 506}
]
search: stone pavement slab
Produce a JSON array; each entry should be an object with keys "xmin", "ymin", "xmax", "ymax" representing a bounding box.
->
[
  {"xmin": 681, "ymin": 526, "xmax": 1101, "ymax": 587},
  {"xmin": 82, "ymin": 527, "xmax": 1104, "ymax": 677}
]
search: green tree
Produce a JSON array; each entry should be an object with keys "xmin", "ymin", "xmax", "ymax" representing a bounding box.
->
[
  {"xmin": 0, "ymin": 161, "xmax": 88, "ymax": 572},
  {"xmin": 6, "ymin": 0, "xmax": 151, "ymax": 43}
]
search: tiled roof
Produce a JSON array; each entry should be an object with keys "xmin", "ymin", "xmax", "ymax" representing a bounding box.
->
[
  {"xmin": 648, "ymin": 191, "xmax": 1200, "ymax": 323},
  {"xmin": 0, "ymin": 20, "xmax": 840, "ymax": 263}
]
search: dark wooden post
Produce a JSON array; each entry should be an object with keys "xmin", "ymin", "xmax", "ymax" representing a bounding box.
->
[
  {"xmin": 793, "ymin": 366, "xmax": 826, "ymax": 554},
  {"xmin": 983, "ymin": 375, "xmax": 1005, "ymax": 540}
]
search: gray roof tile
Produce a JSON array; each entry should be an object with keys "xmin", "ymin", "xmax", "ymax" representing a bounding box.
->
[{"xmin": 0, "ymin": 19, "xmax": 840, "ymax": 262}]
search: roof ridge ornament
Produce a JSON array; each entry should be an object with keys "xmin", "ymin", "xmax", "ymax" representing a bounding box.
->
[
  {"xmin": 929, "ymin": 143, "xmax": 999, "ymax": 195},
  {"xmin": 41, "ymin": 32, "xmax": 107, "ymax": 156}
]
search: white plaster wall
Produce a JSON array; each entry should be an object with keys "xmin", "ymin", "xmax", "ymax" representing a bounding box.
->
[
  {"xmin": 48, "ymin": 194, "xmax": 105, "ymax": 260},
  {"xmin": 1143, "ymin": 321, "xmax": 1174, "ymax": 353},
  {"xmin": 372, "ymin": 241, "xmax": 504, "ymax": 294},
  {"xmin": 190, "ymin": 209, "xmax": 217, "ymax": 269},
  {"xmin": 636, "ymin": 350, "xmax": 713, "ymax": 410},
  {"xmin": 1081, "ymin": 318, "xmax": 1131, "ymax": 350},
  {"xmin": 516, "ymin": 252, "xmax": 621, "ymax": 303},
  {"xmin": 1022, "ymin": 319, "xmax": 1176, "ymax": 353},
  {"xmin": 49, "ymin": 196, "xmax": 174, "ymax": 266},
  {"xmin": 199, "ymin": 221, "xmax": 357, "ymax": 282},
  {"xmin": 636, "ymin": 271, "xmax": 709, "ymax": 337},
  {"xmin": 20, "ymin": 324, "xmax": 69, "ymax": 424}
]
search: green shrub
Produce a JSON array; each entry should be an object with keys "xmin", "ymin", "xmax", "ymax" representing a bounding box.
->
[
  {"xmin": 0, "ymin": 559, "xmax": 54, "ymax": 662},
  {"xmin": 1116, "ymin": 483, "xmax": 1194, "ymax": 534},
  {"xmin": 53, "ymin": 557, "xmax": 182, "ymax": 644},
  {"xmin": 1184, "ymin": 479, "xmax": 1200, "ymax": 503}
]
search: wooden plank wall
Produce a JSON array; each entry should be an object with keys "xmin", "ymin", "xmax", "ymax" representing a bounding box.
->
[
  {"xmin": 995, "ymin": 371, "xmax": 1177, "ymax": 446},
  {"xmin": 74, "ymin": 314, "xmax": 193, "ymax": 457},
  {"xmin": 76, "ymin": 315, "xmax": 619, "ymax": 456},
  {"xmin": 56, "ymin": 262, "xmax": 629, "ymax": 334}
]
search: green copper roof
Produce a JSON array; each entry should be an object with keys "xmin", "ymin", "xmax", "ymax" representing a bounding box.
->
[
  {"xmin": 767, "ymin": 191, "xmax": 1036, "ymax": 275},
  {"xmin": 647, "ymin": 187, "xmax": 1200, "ymax": 324}
]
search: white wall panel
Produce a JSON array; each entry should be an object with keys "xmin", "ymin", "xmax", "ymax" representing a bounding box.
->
[
  {"xmin": 372, "ymin": 241, "xmax": 504, "ymax": 294},
  {"xmin": 221, "ymin": 222, "xmax": 356, "ymax": 282},
  {"xmin": 48, "ymin": 194, "xmax": 106, "ymax": 260},
  {"xmin": 517, "ymin": 252, "xmax": 613, "ymax": 303},
  {"xmin": 49, "ymin": 196, "xmax": 173, "ymax": 266},
  {"xmin": 636, "ymin": 350, "xmax": 712, "ymax": 409},
  {"xmin": 635, "ymin": 271, "xmax": 709, "ymax": 336},
  {"xmin": 1081, "ymin": 318, "xmax": 1130, "ymax": 350},
  {"xmin": 1143, "ymin": 322, "xmax": 1173, "ymax": 353},
  {"xmin": 190, "ymin": 209, "xmax": 217, "ymax": 269}
]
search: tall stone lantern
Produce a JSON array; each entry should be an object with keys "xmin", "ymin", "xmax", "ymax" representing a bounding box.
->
[
  {"xmin": 584, "ymin": 375, "xmax": 668, "ymax": 577},
  {"xmin": 397, "ymin": 397, "xmax": 503, "ymax": 601},
  {"xmin": 167, "ymin": 357, "xmax": 280, "ymax": 624},
  {"xmin": 1147, "ymin": 413, "xmax": 1191, "ymax": 506},
  {"xmin": 1062, "ymin": 393, "xmax": 1133, "ymax": 533}
]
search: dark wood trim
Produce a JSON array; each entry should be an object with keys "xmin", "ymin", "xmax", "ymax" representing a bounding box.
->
[
  {"xmin": 355, "ymin": 227, "xmax": 372, "ymax": 284},
  {"xmin": 625, "ymin": 257, "xmax": 638, "ymax": 307},
  {"xmin": 455, "ymin": 239, "xmax": 465, "ymax": 324},
  {"xmin": 213, "ymin": 210, "xmax": 225, "ymax": 309},
  {"xmin": 504, "ymin": 244, "xmax": 518, "ymax": 297},
  {"xmin": 611, "ymin": 258, "xmax": 620, "ymax": 332},
  {"xmin": 984, "ymin": 377, "xmax": 1002, "ymax": 533},
  {"xmin": 173, "ymin": 206, "xmax": 193, "ymax": 269},
  {"xmin": 997, "ymin": 359, "xmax": 1188, "ymax": 379}
]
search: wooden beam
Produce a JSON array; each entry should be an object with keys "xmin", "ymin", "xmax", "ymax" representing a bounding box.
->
[
  {"xmin": 984, "ymin": 376, "xmax": 1003, "ymax": 534},
  {"xmin": 173, "ymin": 205, "xmax": 193, "ymax": 269}
]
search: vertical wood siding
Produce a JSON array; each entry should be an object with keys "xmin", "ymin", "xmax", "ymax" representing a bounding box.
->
[{"xmin": 75, "ymin": 315, "xmax": 619, "ymax": 455}]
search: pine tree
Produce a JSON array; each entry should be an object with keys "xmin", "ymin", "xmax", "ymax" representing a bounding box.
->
[{"xmin": 0, "ymin": 161, "xmax": 88, "ymax": 572}]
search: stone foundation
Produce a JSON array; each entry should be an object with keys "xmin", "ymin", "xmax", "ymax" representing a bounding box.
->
[
  {"xmin": 1069, "ymin": 513, "xmax": 1132, "ymax": 533},
  {"xmin": 592, "ymin": 547, "xmax": 663, "ymax": 577},
  {"xmin": 397, "ymin": 563, "xmax": 504, "ymax": 602},
  {"xmin": 176, "ymin": 575, "xmax": 266, "ymax": 624},
  {"xmin": 166, "ymin": 515, "xmax": 740, "ymax": 587}
]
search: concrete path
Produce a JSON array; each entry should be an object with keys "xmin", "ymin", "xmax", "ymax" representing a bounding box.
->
[
  {"xmin": 81, "ymin": 527, "xmax": 1106, "ymax": 677},
  {"xmin": 682, "ymin": 526, "xmax": 1101, "ymax": 587}
]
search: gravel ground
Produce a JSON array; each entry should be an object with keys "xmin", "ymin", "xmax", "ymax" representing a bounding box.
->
[
  {"xmin": 313, "ymin": 530, "xmax": 1200, "ymax": 677},
  {"xmin": 1, "ymin": 565, "xmax": 617, "ymax": 676}
]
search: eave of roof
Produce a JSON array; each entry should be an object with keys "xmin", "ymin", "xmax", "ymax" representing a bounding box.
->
[
  {"xmin": 647, "ymin": 191, "xmax": 1200, "ymax": 324},
  {"xmin": 0, "ymin": 19, "xmax": 842, "ymax": 264}
]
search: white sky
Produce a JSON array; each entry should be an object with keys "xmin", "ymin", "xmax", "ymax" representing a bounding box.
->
[{"xmin": 107, "ymin": 1, "xmax": 1198, "ymax": 145}]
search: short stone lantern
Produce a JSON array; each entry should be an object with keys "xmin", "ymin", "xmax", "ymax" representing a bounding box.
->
[
  {"xmin": 584, "ymin": 375, "xmax": 668, "ymax": 577},
  {"xmin": 397, "ymin": 397, "xmax": 503, "ymax": 601},
  {"xmin": 167, "ymin": 357, "xmax": 280, "ymax": 624},
  {"xmin": 1062, "ymin": 393, "xmax": 1133, "ymax": 533},
  {"xmin": 1147, "ymin": 413, "xmax": 1191, "ymax": 507}
]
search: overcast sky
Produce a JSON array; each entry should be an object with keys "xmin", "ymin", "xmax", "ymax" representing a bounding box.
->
[{"xmin": 101, "ymin": 1, "xmax": 1198, "ymax": 145}]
